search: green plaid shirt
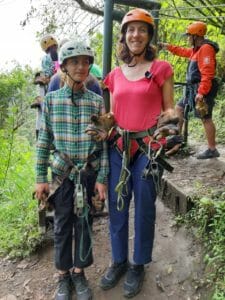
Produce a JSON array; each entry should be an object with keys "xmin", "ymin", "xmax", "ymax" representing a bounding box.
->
[{"xmin": 36, "ymin": 84, "xmax": 109, "ymax": 184}]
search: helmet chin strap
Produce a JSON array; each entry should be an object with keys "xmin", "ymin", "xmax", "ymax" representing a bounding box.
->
[
  {"xmin": 65, "ymin": 70, "xmax": 83, "ymax": 105},
  {"xmin": 65, "ymin": 70, "xmax": 82, "ymax": 86},
  {"xmin": 127, "ymin": 42, "xmax": 149, "ymax": 67}
]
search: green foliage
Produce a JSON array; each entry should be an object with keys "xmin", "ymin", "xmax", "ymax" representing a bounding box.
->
[
  {"xmin": 90, "ymin": 32, "xmax": 104, "ymax": 68},
  {"xmin": 0, "ymin": 65, "xmax": 35, "ymax": 129},
  {"xmin": 0, "ymin": 66, "xmax": 41, "ymax": 258},
  {"xmin": 182, "ymin": 191, "xmax": 225, "ymax": 297},
  {"xmin": 0, "ymin": 132, "xmax": 41, "ymax": 258},
  {"xmin": 90, "ymin": 23, "xmax": 121, "ymax": 69}
]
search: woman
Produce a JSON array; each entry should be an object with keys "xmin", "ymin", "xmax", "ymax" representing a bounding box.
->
[{"xmin": 100, "ymin": 8, "xmax": 175, "ymax": 298}]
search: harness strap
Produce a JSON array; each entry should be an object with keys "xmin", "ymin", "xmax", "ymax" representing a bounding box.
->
[
  {"xmin": 136, "ymin": 138, "xmax": 174, "ymax": 173},
  {"xmin": 116, "ymin": 126, "xmax": 157, "ymax": 140},
  {"xmin": 108, "ymin": 126, "xmax": 157, "ymax": 148},
  {"xmin": 54, "ymin": 149, "xmax": 101, "ymax": 173}
]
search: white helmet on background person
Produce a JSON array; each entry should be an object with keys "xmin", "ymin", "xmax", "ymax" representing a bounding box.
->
[{"xmin": 59, "ymin": 38, "xmax": 69, "ymax": 49}]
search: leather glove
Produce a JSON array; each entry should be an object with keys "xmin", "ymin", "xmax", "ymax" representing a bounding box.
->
[
  {"xmin": 195, "ymin": 98, "xmax": 208, "ymax": 118},
  {"xmin": 153, "ymin": 110, "xmax": 179, "ymax": 140},
  {"xmin": 85, "ymin": 112, "xmax": 115, "ymax": 142}
]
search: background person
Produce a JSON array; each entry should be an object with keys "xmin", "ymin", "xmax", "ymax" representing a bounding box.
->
[
  {"xmin": 90, "ymin": 63, "xmax": 103, "ymax": 80},
  {"xmin": 158, "ymin": 21, "xmax": 220, "ymax": 159},
  {"xmin": 40, "ymin": 34, "xmax": 59, "ymax": 80},
  {"xmin": 30, "ymin": 34, "xmax": 59, "ymax": 140},
  {"xmin": 100, "ymin": 8, "xmax": 175, "ymax": 298},
  {"xmin": 35, "ymin": 39, "xmax": 108, "ymax": 300}
]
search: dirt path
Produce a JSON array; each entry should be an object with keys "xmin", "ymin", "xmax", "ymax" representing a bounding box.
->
[
  {"xmin": 1, "ymin": 144, "xmax": 224, "ymax": 300},
  {"xmin": 0, "ymin": 198, "xmax": 204, "ymax": 300}
]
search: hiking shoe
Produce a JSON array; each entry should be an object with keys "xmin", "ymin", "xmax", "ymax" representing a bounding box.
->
[
  {"xmin": 100, "ymin": 261, "xmax": 128, "ymax": 290},
  {"xmin": 123, "ymin": 264, "xmax": 145, "ymax": 298},
  {"xmin": 55, "ymin": 272, "xmax": 72, "ymax": 300},
  {"xmin": 71, "ymin": 271, "xmax": 92, "ymax": 300},
  {"xmin": 197, "ymin": 148, "xmax": 220, "ymax": 159}
]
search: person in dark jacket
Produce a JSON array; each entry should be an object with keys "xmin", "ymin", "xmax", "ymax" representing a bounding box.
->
[{"xmin": 159, "ymin": 21, "xmax": 220, "ymax": 159}]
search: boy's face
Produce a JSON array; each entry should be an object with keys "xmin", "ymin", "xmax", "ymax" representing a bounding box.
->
[{"xmin": 65, "ymin": 55, "xmax": 90, "ymax": 83}]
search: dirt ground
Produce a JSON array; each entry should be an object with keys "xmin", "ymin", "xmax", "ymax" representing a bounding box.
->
[{"xmin": 0, "ymin": 144, "xmax": 224, "ymax": 300}]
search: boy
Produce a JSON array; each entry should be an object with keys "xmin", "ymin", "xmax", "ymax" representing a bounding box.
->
[{"xmin": 34, "ymin": 39, "xmax": 108, "ymax": 300}]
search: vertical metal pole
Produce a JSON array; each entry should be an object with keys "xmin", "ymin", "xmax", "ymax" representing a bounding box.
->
[
  {"xmin": 151, "ymin": 6, "xmax": 160, "ymax": 45},
  {"xmin": 103, "ymin": 0, "xmax": 114, "ymax": 112}
]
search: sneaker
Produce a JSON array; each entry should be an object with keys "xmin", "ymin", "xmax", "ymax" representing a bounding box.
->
[
  {"xmin": 55, "ymin": 272, "xmax": 72, "ymax": 300},
  {"xmin": 71, "ymin": 271, "xmax": 92, "ymax": 300},
  {"xmin": 123, "ymin": 264, "xmax": 145, "ymax": 298},
  {"xmin": 197, "ymin": 148, "xmax": 220, "ymax": 159},
  {"xmin": 100, "ymin": 261, "xmax": 128, "ymax": 290}
]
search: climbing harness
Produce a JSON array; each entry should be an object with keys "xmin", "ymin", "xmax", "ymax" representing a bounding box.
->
[
  {"xmin": 109, "ymin": 127, "xmax": 174, "ymax": 211},
  {"xmin": 49, "ymin": 149, "xmax": 100, "ymax": 262}
]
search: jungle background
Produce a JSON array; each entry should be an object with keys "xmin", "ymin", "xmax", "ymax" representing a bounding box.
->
[{"xmin": 1, "ymin": 0, "xmax": 225, "ymax": 298}]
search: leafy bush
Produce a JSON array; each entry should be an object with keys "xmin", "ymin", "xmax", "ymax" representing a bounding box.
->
[
  {"xmin": 183, "ymin": 191, "xmax": 225, "ymax": 297},
  {"xmin": 0, "ymin": 65, "xmax": 41, "ymax": 258}
]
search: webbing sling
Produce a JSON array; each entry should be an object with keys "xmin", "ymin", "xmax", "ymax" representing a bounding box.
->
[{"xmin": 135, "ymin": 138, "xmax": 174, "ymax": 173}]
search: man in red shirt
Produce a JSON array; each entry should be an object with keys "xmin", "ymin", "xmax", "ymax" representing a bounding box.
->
[{"xmin": 159, "ymin": 21, "xmax": 220, "ymax": 159}]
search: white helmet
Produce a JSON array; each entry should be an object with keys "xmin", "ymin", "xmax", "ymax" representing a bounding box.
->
[{"xmin": 59, "ymin": 40, "xmax": 94, "ymax": 65}]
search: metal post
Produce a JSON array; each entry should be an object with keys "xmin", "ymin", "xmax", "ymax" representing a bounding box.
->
[
  {"xmin": 151, "ymin": 7, "xmax": 160, "ymax": 45},
  {"xmin": 102, "ymin": 0, "xmax": 114, "ymax": 112}
]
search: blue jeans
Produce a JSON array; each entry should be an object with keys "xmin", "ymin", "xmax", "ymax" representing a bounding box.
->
[{"xmin": 108, "ymin": 148, "xmax": 157, "ymax": 265}]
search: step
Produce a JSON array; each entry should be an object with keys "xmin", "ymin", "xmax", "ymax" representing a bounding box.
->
[{"xmin": 159, "ymin": 153, "xmax": 225, "ymax": 214}]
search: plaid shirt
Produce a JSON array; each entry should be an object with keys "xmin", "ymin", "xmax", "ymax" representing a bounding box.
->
[{"xmin": 36, "ymin": 84, "xmax": 109, "ymax": 184}]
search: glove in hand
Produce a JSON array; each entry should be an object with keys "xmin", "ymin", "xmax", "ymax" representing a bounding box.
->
[
  {"xmin": 154, "ymin": 110, "xmax": 179, "ymax": 140},
  {"xmin": 196, "ymin": 99, "xmax": 208, "ymax": 118},
  {"xmin": 85, "ymin": 112, "xmax": 115, "ymax": 142}
]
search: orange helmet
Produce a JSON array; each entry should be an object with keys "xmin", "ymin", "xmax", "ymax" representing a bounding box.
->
[
  {"xmin": 186, "ymin": 21, "xmax": 207, "ymax": 36},
  {"xmin": 121, "ymin": 8, "xmax": 154, "ymax": 33}
]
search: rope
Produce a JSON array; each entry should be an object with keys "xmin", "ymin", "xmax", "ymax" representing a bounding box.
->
[
  {"xmin": 115, "ymin": 131, "xmax": 131, "ymax": 211},
  {"xmin": 115, "ymin": 150, "xmax": 131, "ymax": 211},
  {"xmin": 78, "ymin": 204, "xmax": 93, "ymax": 262}
]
